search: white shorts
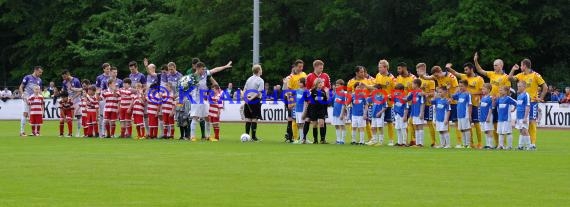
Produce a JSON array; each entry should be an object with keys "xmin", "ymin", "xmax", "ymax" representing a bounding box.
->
[
  {"xmin": 190, "ymin": 102, "xmax": 210, "ymax": 117},
  {"xmin": 332, "ymin": 116, "xmax": 344, "ymax": 126},
  {"xmin": 394, "ymin": 114, "xmax": 406, "ymax": 129},
  {"xmin": 295, "ymin": 112, "xmax": 305, "ymax": 124},
  {"xmin": 435, "ymin": 121, "xmax": 448, "ymax": 132},
  {"xmin": 371, "ymin": 118, "xmax": 384, "ymax": 128},
  {"xmin": 22, "ymin": 99, "xmax": 30, "ymax": 113},
  {"xmin": 73, "ymin": 102, "xmax": 81, "ymax": 116},
  {"xmin": 351, "ymin": 116, "xmax": 365, "ymax": 128},
  {"xmin": 457, "ymin": 118, "xmax": 471, "ymax": 130},
  {"xmin": 99, "ymin": 101, "xmax": 105, "ymax": 117},
  {"xmin": 412, "ymin": 116, "xmax": 426, "ymax": 125},
  {"xmin": 481, "ymin": 121, "xmax": 494, "ymax": 132},
  {"xmin": 496, "ymin": 121, "xmax": 512, "ymax": 134},
  {"xmin": 514, "ymin": 119, "xmax": 529, "ymax": 129}
]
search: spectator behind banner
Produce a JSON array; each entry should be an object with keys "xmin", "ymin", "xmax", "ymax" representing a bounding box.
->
[
  {"xmin": 47, "ymin": 81, "xmax": 56, "ymax": 97},
  {"xmin": 272, "ymin": 85, "xmax": 282, "ymax": 100},
  {"xmin": 48, "ymin": 81, "xmax": 59, "ymax": 105},
  {"xmin": 42, "ymin": 88, "xmax": 51, "ymax": 98},
  {"xmin": 233, "ymin": 88, "xmax": 241, "ymax": 100},
  {"xmin": 264, "ymin": 82, "xmax": 271, "ymax": 99},
  {"xmin": 0, "ymin": 87, "xmax": 13, "ymax": 102},
  {"xmin": 12, "ymin": 88, "xmax": 20, "ymax": 99},
  {"xmin": 226, "ymin": 83, "xmax": 234, "ymax": 99},
  {"xmin": 550, "ymin": 87, "xmax": 562, "ymax": 102},
  {"xmin": 561, "ymin": 87, "xmax": 570, "ymax": 103}
]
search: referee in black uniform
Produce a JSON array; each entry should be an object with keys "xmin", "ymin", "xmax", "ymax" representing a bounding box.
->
[{"xmin": 243, "ymin": 64, "xmax": 264, "ymax": 141}]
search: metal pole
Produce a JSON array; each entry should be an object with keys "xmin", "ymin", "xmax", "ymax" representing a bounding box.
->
[{"xmin": 253, "ymin": 0, "xmax": 260, "ymax": 65}]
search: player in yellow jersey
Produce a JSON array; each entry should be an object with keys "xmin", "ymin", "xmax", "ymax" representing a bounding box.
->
[
  {"xmin": 508, "ymin": 59, "xmax": 547, "ymax": 150},
  {"xmin": 474, "ymin": 52, "xmax": 511, "ymax": 148},
  {"xmin": 395, "ymin": 62, "xmax": 418, "ymax": 146},
  {"xmin": 347, "ymin": 66, "xmax": 375, "ymax": 141},
  {"xmin": 375, "ymin": 59, "xmax": 397, "ymax": 146},
  {"xmin": 288, "ymin": 60, "xmax": 307, "ymax": 90},
  {"xmin": 347, "ymin": 68, "xmax": 375, "ymax": 93},
  {"xmin": 284, "ymin": 60, "xmax": 307, "ymax": 142},
  {"xmin": 419, "ymin": 65, "xmax": 463, "ymax": 148},
  {"xmin": 416, "ymin": 63, "xmax": 437, "ymax": 147},
  {"xmin": 447, "ymin": 62, "xmax": 484, "ymax": 149}
]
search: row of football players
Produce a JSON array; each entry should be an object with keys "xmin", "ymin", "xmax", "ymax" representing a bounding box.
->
[
  {"xmin": 26, "ymin": 78, "xmax": 225, "ymax": 140},
  {"xmin": 287, "ymin": 77, "xmax": 533, "ymax": 150}
]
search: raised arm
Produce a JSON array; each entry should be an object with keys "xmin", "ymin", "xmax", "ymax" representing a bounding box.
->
[
  {"xmin": 474, "ymin": 52, "xmax": 488, "ymax": 77},
  {"xmin": 209, "ymin": 61, "xmax": 233, "ymax": 75},
  {"xmin": 209, "ymin": 77, "xmax": 219, "ymax": 87},
  {"xmin": 446, "ymin": 63, "xmax": 462, "ymax": 79}
]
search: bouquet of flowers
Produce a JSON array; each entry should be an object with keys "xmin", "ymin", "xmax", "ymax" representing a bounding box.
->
[{"xmin": 178, "ymin": 74, "xmax": 200, "ymax": 91}]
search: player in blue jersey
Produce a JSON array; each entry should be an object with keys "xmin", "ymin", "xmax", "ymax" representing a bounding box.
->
[
  {"xmin": 452, "ymin": 80, "xmax": 473, "ymax": 148},
  {"xmin": 479, "ymin": 83, "xmax": 494, "ymax": 149},
  {"xmin": 293, "ymin": 78, "xmax": 310, "ymax": 144},
  {"xmin": 432, "ymin": 87, "xmax": 452, "ymax": 148},
  {"xmin": 392, "ymin": 83, "xmax": 409, "ymax": 146},
  {"xmin": 514, "ymin": 81, "xmax": 531, "ymax": 150},
  {"xmin": 350, "ymin": 82, "xmax": 368, "ymax": 145},
  {"xmin": 366, "ymin": 84, "xmax": 387, "ymax": 146},
  {"xmin": 407, "ymin": 79, "xmax": 426, "ymax": 147},
  {"xmin": 332, "ymin": 79, "xmax": 348, "ymax": 144},
  {"xmin": 496, "ymin": 86, "xmax": 517, "ymax": 150}
]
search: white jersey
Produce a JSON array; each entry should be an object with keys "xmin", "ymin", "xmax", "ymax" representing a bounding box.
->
[{"xmin": 190, "ymin": 70, "xmax": 211, "ymax": 101}]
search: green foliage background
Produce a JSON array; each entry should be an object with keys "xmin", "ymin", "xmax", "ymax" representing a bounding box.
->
[{"xmin": 1, "ymin": 0, "xmax": 568, "ymax": 88}]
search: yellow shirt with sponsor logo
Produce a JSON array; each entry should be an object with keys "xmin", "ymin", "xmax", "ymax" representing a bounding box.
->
[
  {"xmin": 514, "ymin": 71, "xmax": 546, "ymax": 102},
  {"xmin": 420, "ymin": 78, "xmax": 436, "ymax": 106},
  {"xmin": 435, "ymin": 72, "xmax": 459, "ymax": 104},
  {"xmin": 287, "ymin": 72, "xmax": 307, "ymax": 90},
  {"xmin": 486, "ymin": 71, "xmax": 511, "ymax": 98},
  {"xmin": 347, "ymin": 77, "xmax": 375, "ymax": 93},
  {"xmin": 375, "ymin": 73, "xmax": 396, "ymax": 106},
  {"xmin": 395, "ymin": 74, "xmax": 416, "ymax": 91},
  {"xmin": 457, "ymin": 73, "xmax": 484, "ymax": 106}
]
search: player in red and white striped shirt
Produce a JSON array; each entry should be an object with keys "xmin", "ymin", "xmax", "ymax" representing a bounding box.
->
[
  {"xmin": 77, "ymin": 79, "xmax": 91, "ymax": 137},
  {"xmin": 131, "ymin": 83, "xmax": 146, "ymax": 139},
  {"xmin": 160, "ymin": 83, "xmax": 176, "ymax": 139},
  {"xmin": 58, "ymin": 91, "xmax": 74, "ymax": 137},
  {"xmin": 102, "ymin": 79, "xmax": 120, "ymax": 138},
  {"xmin": 80, "ymin": 94, "xmax": 89, "ymax": 137},
  {"xmin": 208, "ymin": 84, "xmax": 224, "ymax": 141},
  {"xmin": 119, "ymin": 78, "xmax": 135, "ymax": 138},
  {"xmin": 27, "ymin": 85, "xmax": 44, "ymax": 136},
  {"xmin": 146, "ymin": 87, "xmax": 160, "ymax": 139},
  {"xmin": 85, "ymin": 85, "xmax": 99, "ymax": 137}
]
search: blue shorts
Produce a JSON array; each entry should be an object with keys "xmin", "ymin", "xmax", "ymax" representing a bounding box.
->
[
  {"xmin": 424, "ymin": 105, "xmax": 433, "ymax": 121},
  {"xmin": 471, "ymin": 106, "xmax": 479, "ymax": 123},
  {"xmin": 530, "ymin": 102, "xmax": 538, "ymax": 121},
  {"xmin": 384, "ymin": 107, "xmax": 394, "ymax": 123},
  {"xmin": 450, "ymin": 104, "xmax": 458, "ymax": 122},
  {"xmin": 492, "ymin": 107, "xmax": 499, "ymax": 123}
]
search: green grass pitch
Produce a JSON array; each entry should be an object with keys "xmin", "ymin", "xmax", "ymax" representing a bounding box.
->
[{"xmin": 0, "ymin": 120, "xmax": 569, "ymax": 206}]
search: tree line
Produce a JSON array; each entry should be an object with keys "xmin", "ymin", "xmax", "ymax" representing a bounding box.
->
[{"xmin": 1, "ymin": 0, "xmax": 568, "ymax": 88}]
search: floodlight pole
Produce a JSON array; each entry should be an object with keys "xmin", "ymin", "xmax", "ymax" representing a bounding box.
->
[{"xmin": 253, "ymin": 0, "xmax": 260, "ymax": 65}]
